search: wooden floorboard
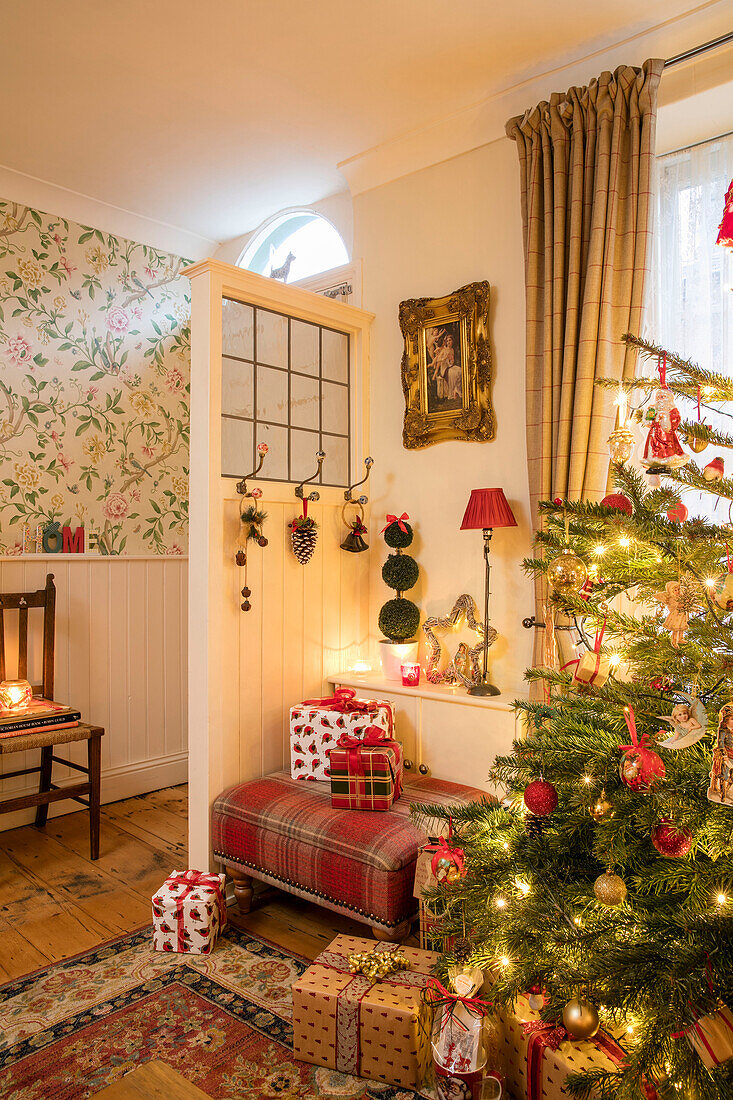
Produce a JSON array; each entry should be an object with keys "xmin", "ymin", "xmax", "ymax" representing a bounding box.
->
[{"xmin": 0, "ymin": 779, "xmax": 418, "ymax": 981}]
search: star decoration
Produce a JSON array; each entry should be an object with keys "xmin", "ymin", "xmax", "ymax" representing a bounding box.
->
[{"xmin": 422, "ymin": 593, "xmax": 496, "ymax": 688}]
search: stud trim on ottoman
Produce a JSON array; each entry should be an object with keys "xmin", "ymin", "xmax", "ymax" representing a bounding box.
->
[{"xmin": 212, "ymin": 770, "xmax": 486, "ymax": 936}]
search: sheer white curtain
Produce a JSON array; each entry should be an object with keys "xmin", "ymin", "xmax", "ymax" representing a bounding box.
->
[{"xmin": 649, "ymin": 132, "xmax": 733, "ymax": 519}]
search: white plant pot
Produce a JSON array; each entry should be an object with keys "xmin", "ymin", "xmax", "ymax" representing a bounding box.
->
[{"xmin": 379, "ymin": 639, "xmax": 419, "ymax": 681}]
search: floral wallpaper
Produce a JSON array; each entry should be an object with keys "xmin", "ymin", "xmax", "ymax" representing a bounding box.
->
[{"xmin": 0, "ymin": 200, "xmax": 190, "ymax": 555}]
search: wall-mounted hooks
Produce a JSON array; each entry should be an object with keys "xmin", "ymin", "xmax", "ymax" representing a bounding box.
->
[
  {"xmin": 295, "ymin": 450, "xmax": 326, "ymax": 503},
  {"xmin": 344, "ymin": 456, "xmax": 374, "ymax": 505},
  {"xmin": 236, "ymin": 442, "xmax": 269, "ymax": 497}
]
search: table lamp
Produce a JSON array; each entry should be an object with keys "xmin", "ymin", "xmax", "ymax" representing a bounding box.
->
[{"xmin": 460, "ymin": 488, "xmax": 517, "ymax": 696}]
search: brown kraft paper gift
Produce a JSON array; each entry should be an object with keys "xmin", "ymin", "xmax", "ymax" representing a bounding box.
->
[{"xmin": 292, "ymin": 933, "xmax": 438, "ymax": 1089}]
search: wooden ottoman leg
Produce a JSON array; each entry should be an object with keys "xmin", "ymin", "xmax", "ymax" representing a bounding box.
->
[
  {"xmin": 230, "ymin": 868, "xmax": 254, "ymax": 914},
  {"xmin": 35, "ymin": 746, "xmax": 53, "ymax": 828},
  {"xmin": 88, "ymin": 732, "xmax": 101, "ymax": 861},
  {"xmin": 372, "ymin": 920, "xmax": 411, "ymax": 943}
]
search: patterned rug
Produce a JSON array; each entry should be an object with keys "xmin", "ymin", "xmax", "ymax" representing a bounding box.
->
[{"xmin": 0, "ymin": 925, "xmax": 429, "ymax": 1099}]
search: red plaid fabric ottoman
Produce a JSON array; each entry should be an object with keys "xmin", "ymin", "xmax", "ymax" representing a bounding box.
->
[{"xmin": 212, "ymin": 770, "xmax": 486, "ymax": 938}]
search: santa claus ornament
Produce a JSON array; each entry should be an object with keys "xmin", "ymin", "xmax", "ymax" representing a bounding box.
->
[
  {"xmin": 619, "ymin": 706, "xmax": 665, "ymax": 792},
  {"xmin": 641, "ymin": 356, "xmax": 689, "ymax": 475}
]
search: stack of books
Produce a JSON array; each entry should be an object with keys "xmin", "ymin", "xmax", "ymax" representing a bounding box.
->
[{"xmin": 0, "ymin": 698, "xmax": 81, "ymax": 739}]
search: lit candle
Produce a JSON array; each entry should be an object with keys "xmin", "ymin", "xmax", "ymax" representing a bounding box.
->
[
  {"xmin": 615, "ymin": 387, "xmax": 628, "ymax": 429},
  {"xmin": 0, "ymin": 679, "xmax": 33, "ymax": 710},
  {"xmin": 400, "ymin": 663, "xmax": 420, "ymax": 687}
]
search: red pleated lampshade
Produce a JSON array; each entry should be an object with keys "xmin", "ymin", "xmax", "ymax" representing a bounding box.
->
[{"xmin": 460, "ymin": 488, "xmax": 517, "ymax": 530}]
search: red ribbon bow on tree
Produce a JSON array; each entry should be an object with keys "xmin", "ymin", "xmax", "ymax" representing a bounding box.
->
[
  {"xmin": 620, "ymin": 705, "xmax": 653, "ymax": 754},
  {"xmin": 381, "ymin": 512, "xmax": 409, "ymax": 533}
]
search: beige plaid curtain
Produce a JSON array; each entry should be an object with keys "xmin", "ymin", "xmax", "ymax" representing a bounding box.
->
[{"xmin": 506, "ymin": 59, "xmax": 663, "ymax": 676}]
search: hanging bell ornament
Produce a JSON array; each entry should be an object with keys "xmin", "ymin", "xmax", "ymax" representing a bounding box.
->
[
  {"xmin": 241, "ymin": 586, "xmax": 251, "ymax": 598},
  {"xmin": 607, "ymin": 426, "xmax": 635, "ymax": 464},
  {"xmin": 235, "ymin": 550, "xmax": 246, "ymax": 567},
  {"xmin": 547, "ymin": 548, "xmax": 588, "ymax": 601},
  {"xmin": 257, "ymin": 535, "xmax": 269, "ymax": 547},
  {"xmin": 241, "ymin": 599, "xmax": 251, "ymax": 612},
  {"xmin": 341, "ymin": 503, "xmax": 369, "ymax": 554},
  {"xmin": 563, "ymin": 997, "xmax": 600, "ymax": 1040},
  {"xmin": 684, "ymin": 431, "xmax": 708, "ymax": 454}
]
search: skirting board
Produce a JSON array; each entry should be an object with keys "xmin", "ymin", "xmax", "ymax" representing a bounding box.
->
[{"xmin": 0, "ymin": 750, "xmax": 188, "ymax": 832}]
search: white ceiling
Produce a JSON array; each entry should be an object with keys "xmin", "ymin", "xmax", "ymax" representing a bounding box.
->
[{"xmin": 0, "ymin": 1, "xmax": 719, "ymax": 245}]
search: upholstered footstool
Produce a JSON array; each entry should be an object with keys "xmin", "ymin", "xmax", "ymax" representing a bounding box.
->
[{"xmin": 212, "ymin": 770, "xmax": 486, "ymax": 941}]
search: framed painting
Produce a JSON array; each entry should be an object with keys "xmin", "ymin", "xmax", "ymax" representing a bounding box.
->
[{"xmin": 399, "ymin": 281, "xmax": 494, "ymax": 449}]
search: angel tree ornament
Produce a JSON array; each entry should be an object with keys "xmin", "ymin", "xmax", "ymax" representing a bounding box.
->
[
  {"xmin": 653, "ymin": 576, "xmax": 701, "ymax": 648},
  {"xmin": 641, "ymin": 355, "xmax": 689, "ymax": 475},
  {"xmin": 657, "ymin": 691, "xmax": 708, "ymax": 750},
  {"xmin": 708, "ymin": 703, "xmax": 733, "ymax": 807}
]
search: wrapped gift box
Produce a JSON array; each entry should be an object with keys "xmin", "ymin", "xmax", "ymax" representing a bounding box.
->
[
  {"xmin": 152, "ymin": 869, "xmax": 227, "ymax": 955},
  {"xmin": 682, "ymin": 1003, "xmax": 733, "ymax": 1069},
  {"xmin": 290, "ymin": 688, "xmax": 395, "ymax": 781},
  {"xmin": 292, "ymin": 933, "xmax": 437, "ymax": 1088},
  {"xmin": 498, "ymin": 995, "xmax": 626, "ymax": 1100},
  {"xmin": 328, "ymin": 726, "xmax": 403, "ymax": 810}
]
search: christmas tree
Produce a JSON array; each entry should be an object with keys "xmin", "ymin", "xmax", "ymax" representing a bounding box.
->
[{"xmin": 414, "ymin": 334, "xmax": 733, "ymax": 1099}]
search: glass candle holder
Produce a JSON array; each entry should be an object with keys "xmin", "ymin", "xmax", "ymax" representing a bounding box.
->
[
  {"xmin": 401, "ymin": 663, "xmax": 421, "ymax": 687},
  {"xmin": 0, "ymin": 679, "xmax": 33, "ymax": 710}
]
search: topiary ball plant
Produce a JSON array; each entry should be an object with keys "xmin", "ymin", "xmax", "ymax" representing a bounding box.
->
[
  {"xmin": 379, "ymin": 514, "xmax": 419, "ymax": 644},
  {"xmin": 379, "ymin": 598, "xmax": 420, "ymax": 643},
  {"xmin": 382, "ymin": 552, "xmax": 419, "ymax": 592}
]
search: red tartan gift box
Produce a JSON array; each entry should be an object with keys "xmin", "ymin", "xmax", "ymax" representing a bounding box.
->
[
  {"xmin": 152, "ymin": 869, "xmax": 227, "ymax": 955},
  {"xmin": 328, "ymin": 725, "xmax": 403, "ymax": 810},
  {"xmin": 290, "ymin": 688, "xmax": 395, "ymax": 781}
]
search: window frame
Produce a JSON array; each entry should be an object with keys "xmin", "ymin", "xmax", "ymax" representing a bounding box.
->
[{"xmin": 237, "ymin": 207, "xmax": 350, "ymax": 287}]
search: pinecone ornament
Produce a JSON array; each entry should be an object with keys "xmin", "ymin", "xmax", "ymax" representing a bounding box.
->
[
  {"xmin": 290, "ymin": 516, "xmax": 319, "ymax": 564},
  {"xmin": 453, "ymin": 936, "xmax": 473, "ymax": 962},
  {"xmin": 525, "ymin": 813, "xmax": 545, "ymax": 838}
]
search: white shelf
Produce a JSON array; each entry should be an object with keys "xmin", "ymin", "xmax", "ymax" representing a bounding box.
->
[{"xmin": 328, "ymin": 671, "xmax": 515, "ymax": 711}]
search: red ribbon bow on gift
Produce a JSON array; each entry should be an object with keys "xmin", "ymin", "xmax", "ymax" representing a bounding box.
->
[
  {"xmin": 424, "ymin": 977, "xmax": 493, "ymax": 1020},
  {"xmin": 303, "ymin": 687, "xmax": 377, "ymax": 715},
  {"xmin": 381, "ymin": 512, "xmax": 409, "ymax": 533},
  {"xmin": 166, "ymin": 870, "xmax": 226, "ymax": 951},
  {"xmin": 522, "ymin": 1019, "xmax": 568, "ymax": 1051},
  {"xmin": 430, "ymin": 835, "xmax": 466, "ymax": 879},
  {"xmin": 335, "ymin": 724, "xmax": 402, "ymax": 798}
]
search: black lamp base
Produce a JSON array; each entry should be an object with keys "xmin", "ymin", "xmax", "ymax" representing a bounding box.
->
[{"xmin": 468, "ymin": 681, "xmax": 501, "ymax": 697}]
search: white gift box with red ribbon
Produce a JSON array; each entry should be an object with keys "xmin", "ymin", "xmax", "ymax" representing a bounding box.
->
[
  {"xmin": 289, "ymin": 688, "xmax": 395, "ymax": 781},
  {"xmin": 152, "ymin": 869, "xmax": 227, "ymax": 955}
]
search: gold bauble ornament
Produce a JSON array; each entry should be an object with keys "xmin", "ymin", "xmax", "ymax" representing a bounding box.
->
[
  {"xmin": 589, "ymin": 791, "xmax": 614, "ymax": 822},
  {"xmin": 562, "ymin": 997, "xmax": 600, "ymax": 1039},
  {"xmin": 607, "ymin": 426, "xmax": 635, "ymax": 464},
  {"xmin": 593, "ymin": 870, "xmax": 627, "ymax": 907},
  {"xmin": 547, "ymin": 548, "xmax": 588, "ymax": 600}
]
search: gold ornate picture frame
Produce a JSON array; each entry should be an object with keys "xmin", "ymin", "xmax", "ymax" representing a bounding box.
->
[{"xmin": 399, "ymin": 281, "xmax": 494, "ymax": 449}]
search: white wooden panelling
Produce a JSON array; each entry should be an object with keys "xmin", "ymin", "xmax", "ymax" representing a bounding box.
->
[
  {"xmin": 0, "ymin": 558, "xmax": 188, "ymax": 830},
  {"xmin": 225, "ymin": 494, "xmax": 371, "ymax": 786}
]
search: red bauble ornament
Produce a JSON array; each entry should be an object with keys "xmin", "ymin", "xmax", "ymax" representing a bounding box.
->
[
  {"xmin": 651, "ymin": 818, "xmax": 692, "ymax": 858},
  {"xmin": 523, "ymin": 779, "xmax": 558, "ymax": 816},
  {"xmin": 619, "ymin": 707, "xmax": 666, "ymax": 793},
  {"xmin": 666, "ymin": 502, "xmax": 688, "ymax": 523},
  {"xmin": 601, "ymin": 493, "xmax": 633, "ymax": 516}
]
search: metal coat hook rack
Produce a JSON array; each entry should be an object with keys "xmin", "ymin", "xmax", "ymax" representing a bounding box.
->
[
  {"xmin": 344, "ymin": 456, "xmax": 374, "ymax": 504},
  {"xmin": 236, "ymin": 444, "xmax": 268, "ymax": 497},
  {"xmin": 295, "ymin": 450, "xmax": 326, "ymax": 503}
]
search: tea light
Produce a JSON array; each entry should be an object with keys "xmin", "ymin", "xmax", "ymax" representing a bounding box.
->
[
  {"xmin": 0, "ymin": 679, "xmax": 33, "ymax": 710},
  {"xmin": 401, "ymin": 663, "xmax": 420, "ymax": 687}
]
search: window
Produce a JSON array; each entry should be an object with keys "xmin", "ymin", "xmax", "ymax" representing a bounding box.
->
[
  {"xmin": 239, "ymin": 210, "xmax": 349, "ymax": 285},
  {"xmin": 221, "ymin": 297, "xmax": 350, "ymax": 487},
  {"xmin": 650, "ymin": 132, "xmax": 733, "ymax": 519}
]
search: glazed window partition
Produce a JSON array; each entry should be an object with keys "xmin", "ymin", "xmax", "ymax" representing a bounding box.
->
[{"xmin": 221, "ymin": 298, "xmax": 350, "ymax": 488}]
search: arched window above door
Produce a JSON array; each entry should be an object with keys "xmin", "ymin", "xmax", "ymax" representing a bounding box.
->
[{"xmin": 239, "ymin": 210, "xmax": 349, "ymax": 284}]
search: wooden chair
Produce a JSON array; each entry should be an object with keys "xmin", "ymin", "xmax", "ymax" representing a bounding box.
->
[{"xmin": 0, "ymin": 574, "xmax": 104, "ymax": 859}]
